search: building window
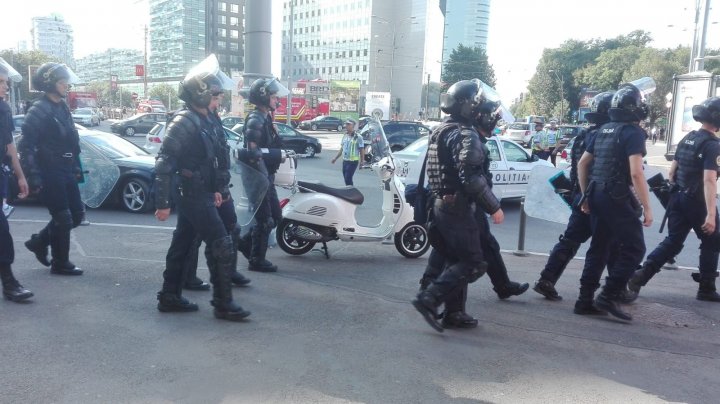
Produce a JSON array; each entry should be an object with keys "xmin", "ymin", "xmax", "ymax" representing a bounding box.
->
[
  {"xmin": 219, "ymin": 2, "xmax": 226, "ymax": 12},
  {"xmin": 364, "ymin": 49, "xmax": 368, "ymax": 56},
  {"xmin": 219, "ymin": 28, "xmax": 227, "ymax": 37},
  {"xmin": 230, "ymin": 17, "xmax": 239, "ymax": 26},
  {"xmin": 363, "ymin": 65, "xmax": 367, "ymax": 71},
  {"xmin": 220, "ymin": 15, "xmax": 227, "ymax": 25},
  {"xmin": 231, "ymin": 4, "xmax": 239, "ymax": 13}
]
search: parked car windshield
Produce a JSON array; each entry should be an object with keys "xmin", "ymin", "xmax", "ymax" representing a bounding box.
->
[
  {"xmin": 74, "ymin": 108, "xmax": 93, "ymax": 115},
  {"xmin": 509, "ymin": 122, "xmax": 529, "ymax": 130},
  {"xmin": 83, "ymin": 134, "xmax": 150, "ymax": 159},
  {"xmin": 149, "ymin": 123, "xmax": 164, "ymax": 135}
]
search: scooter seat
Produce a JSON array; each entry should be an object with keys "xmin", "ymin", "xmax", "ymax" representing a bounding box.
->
[{"xmin": 297, "ymin": 181, "xmax": 365, "ymax": 205}]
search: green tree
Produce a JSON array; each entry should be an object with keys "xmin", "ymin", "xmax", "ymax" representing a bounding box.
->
[
  {"xmin": 149, "ymin": 83, "xmax": 179, "ymax": 110},
  {"xmin": 0, "ymin": 49, "xmax": 59, "ymax": 104},
  {"xmin": 441, "ymin": 44, "xmax": 496, "ymax": 89},
  {"xmin": 575, "ymin": 46, "xmax": 644, "ymax": 92}
]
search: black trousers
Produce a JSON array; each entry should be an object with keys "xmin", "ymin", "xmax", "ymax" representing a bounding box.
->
[
  {"xmin": 162, "ymin": 193, "xmax": 229, "ymax": 292},
  {"xmin": 647, "ymin": 192, "xmax": 720, "ymax": 280},
  {"xmin": 184, "ymin": 197, "xmax": 239, "ymax": 282}
]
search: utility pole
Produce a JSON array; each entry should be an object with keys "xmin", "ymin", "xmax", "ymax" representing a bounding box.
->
[
  {"xmin": 286, "ymin": 0, "xmax": 294, "ymax": 126},
  {"xmin": 424, "ymin": 73, "xmax": 430, "ymax": 119},
  {"xmin": 143, "ymin": 24, "xmax": 148, "ymax": 98},
  {"xmin": 696, "ymin": 0, "xmax": 712, "ymax": 71},
  {"xmin": 689, "ymin": 0, "xmax": 701, "ymax": 72},
  {"xmin": 109, "ymin": 49, "xmax": 113, "ymax": 109}
]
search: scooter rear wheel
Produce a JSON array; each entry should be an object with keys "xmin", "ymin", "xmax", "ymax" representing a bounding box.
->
[
  {"xmin": 277, "ymin": 220, "xmax": 316, "ymax": 255},
  {"xmin": 394, "ymin": 222, "xmax": 430, "ymax": 258}
]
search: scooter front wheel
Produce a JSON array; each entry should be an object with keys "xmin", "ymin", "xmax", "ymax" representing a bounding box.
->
[
  {"xmin": 277, "ymin": 220, "xmax": 316, "ymax": 255},
  {"xmin": 394, "ymin": 222, "xmax": 430, "ymax": 258}
]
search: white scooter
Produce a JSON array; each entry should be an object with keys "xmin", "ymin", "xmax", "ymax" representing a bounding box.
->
[{"xmin": 275, "ymin": 119, "xmax": 430, "ymax": 259}]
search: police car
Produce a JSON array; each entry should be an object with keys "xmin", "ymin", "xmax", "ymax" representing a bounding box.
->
[{"xmin": 393, "ymin": 135, "xmax": 554, "ymax": 200}]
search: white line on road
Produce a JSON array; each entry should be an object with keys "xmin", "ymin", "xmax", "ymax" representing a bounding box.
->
[{"xmin": 10, "ymin": 219, "xmax": 175, "ymax": 230}]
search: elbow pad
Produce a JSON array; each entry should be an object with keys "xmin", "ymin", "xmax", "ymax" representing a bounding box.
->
[{"xmin": 154, "ymin": 156, "xmax": 175, "ymax": 209}]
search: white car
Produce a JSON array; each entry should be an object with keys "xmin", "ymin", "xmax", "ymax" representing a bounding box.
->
[
  {"xmin": 72, "ymin": 108, "xmax": 100, "ymax": 127},
  {"xmin": 144, "ymin": 122, "xmax": 244, "ymax": 156},
  {"xmin": 555, "ymin": 137, "xmax": 575, "ymax": 170},
  {"xmin": 504, "ymin": 122, "xmax": 533, "ymax": 146},
  {"xmin": 393, "ymin": 135, "xmax": 554, "ymax": 200}
]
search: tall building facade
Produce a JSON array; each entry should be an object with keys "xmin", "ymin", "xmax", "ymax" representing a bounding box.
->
[
  {"xmin": 149, "ymin": 0, "xmax": 244, "ymax": 79},
  {"xmin": 75, "ymin": 49, "xmax": 145, "ymax": 83},
  {"xmin": 31, "ymin": 14, "xmax": 75, "ymax": 66},
  {"xmin": 442, "ymin": 0, "xmax": 490, "ymax": 62},
  {"xmin": 281, "ymin": 0, "xmax": 443, "ymax": 119}
]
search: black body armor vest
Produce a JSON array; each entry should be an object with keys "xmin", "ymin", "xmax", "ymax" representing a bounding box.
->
[
  {"xmin": 675, "ymin": 130, "xmax": 719, "ymax": 197},
  {"xmin": 589, "ymin": 122, "xmax": 629, "ymax": 184}
]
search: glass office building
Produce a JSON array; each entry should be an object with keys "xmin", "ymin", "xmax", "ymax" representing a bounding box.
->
[
  {"xmin": 75, "ymin": 49, "xmax": 144, "ymax": 83},
  {"xmin": 442, "ymin": 0, "xmax": 490, "ymax": 62},
  {"xmin": 281, "ymin": 0, "xmax": 443, "ymax": 119},
  {"xmin": 31, "ymin": 14, "xmax": 75, "ymax": 66}
]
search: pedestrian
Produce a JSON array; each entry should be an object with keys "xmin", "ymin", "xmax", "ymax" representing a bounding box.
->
[
  {"xmin": 577, "ymin": 80, "xmax": 654, "ymax": 321},
  {"xmin": 412, "ymin": 79, "xmax": 502, "ymax": 332},
  {"xmin": 651, "ymin": 127, "xmax": 658, "ymax": 144},
  {"xmin": 331, "ymin": 118, "xmax": 365, "ymax": 186},
  {"xmin": 20, "ymin": 63, "xmax": 85, "ymax": 276},
  {"xmin": 152, "ymin": 55, "xmax": 250, "ymax": 321},
  {"xmin": 241, "ymin": 78, "xmax": 288, "ymax": 273},
  {"xmin": 419, "ymin": 94, "xmax": 528, "ymax": 329},
  {"xmin": 0, "ymin": 58, "xmax": 33, "ymax": 302},
  {"xmin": 182, "ymin": 89, "xmax": 252, "ymax": 291},
  {"xmin": 533, "ymin": 91, "xmax": 615, "ymax": 315},
  {"xmin": 626, "ymin": 97, "xmax": 720, "ymax": 302}
]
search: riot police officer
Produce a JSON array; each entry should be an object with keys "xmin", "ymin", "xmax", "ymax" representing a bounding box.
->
[
  {"xmin": 153, "ymin": 55, "xmax": 250, "ymax": 321},
  {"xmin": 577, "ymin": 81, "xmax": 654, "ymax": 321},
  {"xmin": 418, "ymin": 95, "xmax": 526, "ymax": 330},
  {"xmin": 412, "ymin": 79, "xmax": 502, "ymax": 332},
  {"xmin": 627, "ymin": 97, "xmax": 720, "ymax": 302},
  {"xmin": 534, "ymin": 91, "xmax": 615, "ymax": 315},
  {"xmin": 20, "ymin": 62, "xmax": 85, "ymax": 276},
  {"xmin": 241, "ymin": 78, "xmax": 288, "ymax": 273},
  {"xmin": 0, "ymin": 58, "xmax": 33, "ymax": 302},
  {"xmin": 182, "ymin": 91, "xmax": 251, "ymax": 291}
]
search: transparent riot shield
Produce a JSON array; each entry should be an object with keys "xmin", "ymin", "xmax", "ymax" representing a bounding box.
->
[
  {"xmin": 524, "ymin": 165, "xmax": 571, "ymax": 224},
  {"xmin": 230, "ymin": 159, "xmax": 270, "ymax": 231},
  {"xmin": 78, "ymin": 141, "xmax": 121, "ymax": 209}
]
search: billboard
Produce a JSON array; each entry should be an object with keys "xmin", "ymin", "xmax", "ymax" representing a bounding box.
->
[
  {"xmin": 365, "ymin": 91, "xmax": 391, "ymax": 120},
  {"xmin": 329, "ymin": 80, "xmax": 360, "ymax": 120},
  {"xmin": 231, "ymin": 72, "xmax": 246, "ymax": 116}
]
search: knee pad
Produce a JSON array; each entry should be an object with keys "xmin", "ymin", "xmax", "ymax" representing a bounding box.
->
[
  {"xmin": 211, "ymin": 236, "xmax": 235, "ymax": 263},
  {"xmin": 468, "ymin": 260, "xmax": 488, "ymax": 283},
  {"xmin": 51, "ymin": 210, "xmax": 73, "ymax": 231}
]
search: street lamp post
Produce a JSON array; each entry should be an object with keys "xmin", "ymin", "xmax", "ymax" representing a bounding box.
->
[{"xmin": 549, "ymin": 69, "xmax": 564, "ymax": 124}]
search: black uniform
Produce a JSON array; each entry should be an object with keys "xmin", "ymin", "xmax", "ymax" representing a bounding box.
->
[
  {"xmin": 413, "ymin": 118, "xmax": 496, "ymax": 331},
  {"xmin": 19, "ymin": 95, "xmax": 85, "ymax": 275},
  {"xmin": 242, "ymin": 109, "xmax": 283, "ymax": 271},
  {"xmin": 154, "ymin": 107, "xmax": 246, "ymax": 317},
  {"xmin": 582, "ymin": 121, "xmax": 647, "ymax": 319},
  {"xmin": 182, "ymin": 111, "xmax": 250, "ymax": 288},
  {"xmin": 420, "ymin": 132, "xmax": 527, "ymax": 311},
  {"xmin": 629, "ymin": 129, "xmax": 720, "ymax": 299}
]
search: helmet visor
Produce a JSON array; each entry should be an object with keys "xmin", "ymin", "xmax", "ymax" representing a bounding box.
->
[
  {"xmin": 266, "ymin": 78, "xmax": 290, "ymax": 98},
  {"xmin": 0, "ymin": 57, "xmax": 22, "ymax": 82},
  {"xmin": 472, "ymin": 78, "xmax": 513, "ymax": 121},
  {"xmin": 185, "ymin": 54, "xmax": 235, "ymax": 90},
  {"xmin": 62, "ymin": 65, "xmax": 81, "ymax": 85},
  {"xmin": 624, "ymin": 77, "xmax": 656, "ymax": 100}
]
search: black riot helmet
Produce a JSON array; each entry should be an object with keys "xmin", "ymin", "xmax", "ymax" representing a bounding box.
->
[
  {"xmin": 692, "ymin": 97, "xmax": 720, "ymax": 129},
  {"xmin": 440, "ymin": 79, "xmax": 487, "ymax": 121},
  {"xmin": 608, "ymin": 77, "xmax": 655, "ymax": 122},
  {"xmin": 585, "ymin": 91, "xmax": 614, "ymax": 125},
  {"xmin": 31, "ymin": 62, "xmax": 79, "ymax": 95},
  {"xmin": 178, "ymin": 54, "xmax": 235, "ymax": 108},
  {"xmin": 248, "ymin": 78, "xmax": 289, "ymax": 110},
  {"xmin": 475, "ymin": 100, "xmax": 501, "ymax": 134}
]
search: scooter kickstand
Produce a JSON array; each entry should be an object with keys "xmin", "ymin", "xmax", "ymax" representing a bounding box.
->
[{"xmin": 321, "ymin": 242, "xmax": 330, "ymax": 259}]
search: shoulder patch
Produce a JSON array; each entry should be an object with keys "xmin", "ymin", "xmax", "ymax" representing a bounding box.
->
[{"xmin": 716, "ymin": 156, "xmax": 720, "ymax": 166}]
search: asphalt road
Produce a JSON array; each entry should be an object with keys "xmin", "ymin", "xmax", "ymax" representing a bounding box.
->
[{"xmin": 3, "ymin": 122, "xmax": 720, "ymax": 403}]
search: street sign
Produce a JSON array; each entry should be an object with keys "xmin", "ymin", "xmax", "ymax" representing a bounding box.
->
[
  {"xmin": 135, "ymin": 65, "xmax": 144, "ymax": 76},
  {"xmin": 110, "ymin": 75, "xmax": 118, "ymax": 90}
]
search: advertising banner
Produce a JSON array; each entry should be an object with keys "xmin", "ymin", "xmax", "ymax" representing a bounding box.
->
[
  {"xmin": 330, "ymin": 80, "xmax": 360, "ymax": 120},
  {"xmin": 365, "ymin": 91, "xmax": 391, "ymax": 120}
]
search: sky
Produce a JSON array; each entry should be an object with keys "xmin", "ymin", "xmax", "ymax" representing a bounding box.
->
[{"xmin": 2, "ymin": 0, "xmax": 718, "ymax": 105}]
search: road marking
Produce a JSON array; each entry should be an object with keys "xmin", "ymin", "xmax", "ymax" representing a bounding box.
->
[{"xmin": 10, "ymin": 219, "xmax": 175, "ymax": 230}]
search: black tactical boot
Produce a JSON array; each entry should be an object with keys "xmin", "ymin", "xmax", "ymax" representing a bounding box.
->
[
  {"xmin": 24, "ymin": 233, "xmax": 50, "ymax": 267},
  {"xmin": 1, "ymin": 265, "xmax": 34, "ymax": 303},
  {"xmin": 210, "ymin": 237, "xmax": 252, "ymax": 321},
  {"xmin": 594, "ymin": 290, "xmax": 632, "ymax": 321},
  {"xmin": 533, "ymin": 279, "xmax": 562, "ymax": 301},
  {"xmin": 625, "ymin": 261, "xmax": 660, "ymax": 303},
  {"xmin": 441, "ymin": 311, "xmax": 479, "ymax": 329},
  {"xmin": 697, "ymin": 278, "xmax": 720, "ymax": 302},
  {"xmin": 50, "ymin": 260, "xmax": 83, "ymax": 276},
  {"xmin": 231, "ymin": 271, "xmax": 251, "ymax": 286},
  {"xmin": 573, "ymin": 285, "xmax": 606, "ymax": 315},
  {"xmin": 494, "ymin": 281, "xmax": 530, "ymax": 300},
  {"xmin": 237, "ymin": 232, "xmax": 252, "ymax": 260},
  {"xmin": 411, "ymin": 291, "xmax": 444, "ymax": 333},
  {"xmin": 248, "ymin": 226, "xmax": 278, "ymax": 272},
  {"xmin": 184, "ymin": 276, "xmax": 211, "ymax": 291},
  {"xmin": 157, "ymin": 291, "xmax": 199, "ymax": 312},
  {"xmin": 249, "ymin": 259, "xmax": 278, "ymax": 273}
]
